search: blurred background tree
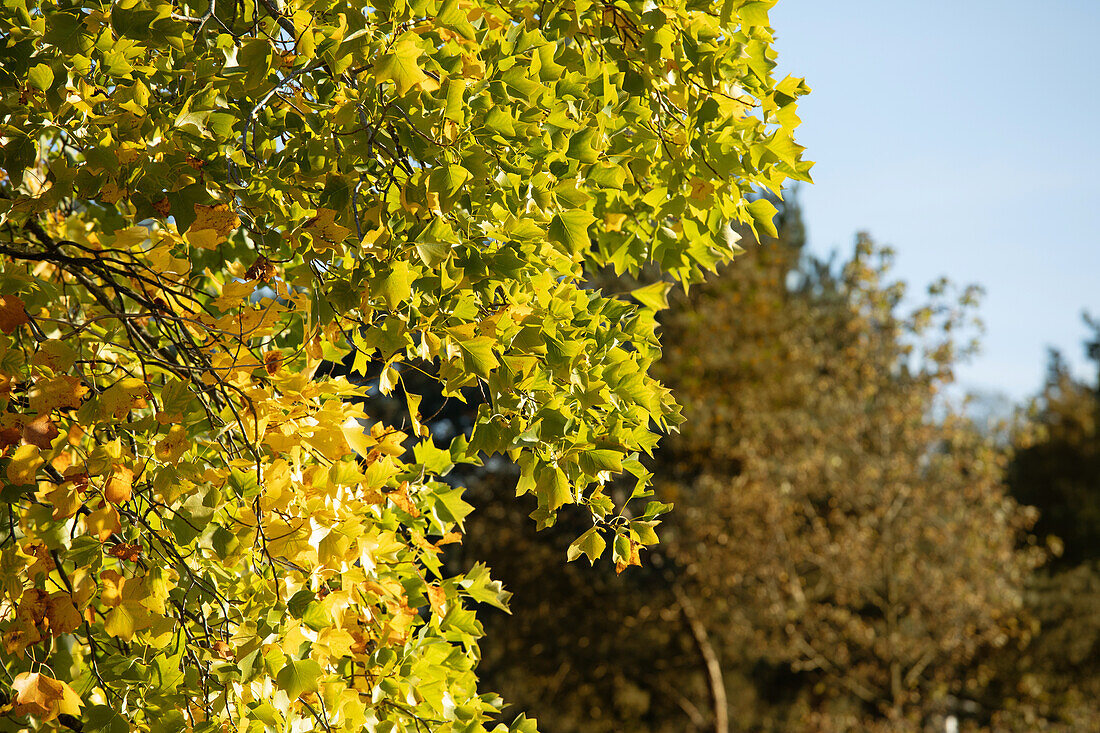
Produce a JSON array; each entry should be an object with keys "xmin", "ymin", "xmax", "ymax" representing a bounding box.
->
[{"xmin": 985, "ymin": 320, "xmax": 1100, "ymax": 731}]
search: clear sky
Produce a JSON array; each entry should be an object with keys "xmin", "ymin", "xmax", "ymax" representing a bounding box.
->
[{"xmin": 769, "ymin": 0, "xmax": 1100, "ymax": 401}]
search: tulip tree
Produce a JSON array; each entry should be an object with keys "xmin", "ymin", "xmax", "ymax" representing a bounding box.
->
[{"xmin": 0, "ymin": 0, "xmax": 809, "ymax": 730}]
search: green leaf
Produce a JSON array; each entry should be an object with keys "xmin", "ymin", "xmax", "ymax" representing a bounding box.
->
[
  {"xmin": 579, "ymin": 448, "xmax": 623, "ymax": 475},
  {"xmin": 747, "ymin": 197, "xmax": 779, "ymax": 239},
  {"xmin": 547, "ymin": 209, "xmax": 596, "ymax": 254},
  {"xmin": 460, "ymin": 563, "xmax": 512, "ymax": 612},
  {"xmin": 631, "ymin": 281, "xmax": 672, "ymax": 311},
  {"xmin": 238, "ymin": 648, "xmax": 263, "ymax": 682},
  {"xmin": 43, "ymin": 12, "xmax": 94, "ymax": 54},
  {"xmin": 275, "ymin": 658, "xmax": 322, "ymax": 699},
  {"xmin": 302, "ymin": 601, "xmax": 333, "ymax": 631},
  {"xmin": 374, "ymin": 34, "xmax": 436, "ymax": 95},
  {"xmin": 630, "ymin": 520, "xmax": 661, "ymax": 546},
  {"xmin": 84, "ymin": 704, "xmax": 132, "ymax": 733},
  {"xmin": 437, "ymin": 0, "xmax": 477, "ymax": 41},
  {"xmin": 538, "ymin": 467, "xmax": 573, "ymax": 512},
  {"xmin": 1, "ymin": 134, "xmax": 35, "ymax": 185},
  {"xmin": 567, "ymin": 527, "xmax": 606, "ymax": 564},
  {"xmin": 378, "ymin": 260, "xmax": 412, "ymax": 308},
  {"xmin": 457, "ymin": 336, "xmax": 499, "ymax": 379},
  {"xmin": 27, "ymin": 63, "xmax": 54, "ymax": 91}
]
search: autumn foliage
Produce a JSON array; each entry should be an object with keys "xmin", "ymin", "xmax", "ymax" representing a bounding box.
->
[{"xmin": 0, "ymin": 0, "xmax": 810, "ymax": 731}]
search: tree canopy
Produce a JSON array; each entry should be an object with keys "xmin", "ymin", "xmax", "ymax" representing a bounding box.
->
[{"xmin": 0, "ymin": 0, "xmax": 810, "ymax": 730}]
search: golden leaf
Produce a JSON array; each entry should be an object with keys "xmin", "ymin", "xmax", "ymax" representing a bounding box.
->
[
  {"xmin": 302, "ymin": 207, "xmax": 352, "ymax": 251},
  {"xmin": 28, "ymin": 375, "xmax": 88, "ymax": 413},
  {"xmin": 187, "ymin": 203, "xmax": 239, "ymax": 247},
  {"xmin": 6, "ymin": 444, "xmax": 42, "ymax": 485},
  {"xmin": 10, "ymin": 672, "xmax": 83, "ymax": 722},
  {"xmin": 103, "ymin": 465, "xmax": 134, "ymax": 504},
  {"xmin": 603, "ymin": 212, "xmax": 628, "ymax": 232},
  {"xmin": 427, "ymin": 585, "xmax": 447, "ymax": 617},
  {"xmin": 154, "ymin": 425, "xmax": 188, "ymax": 464},
  {"xmin": 85, "ymin": 502, "xmax": 121, "ymax": 541}
]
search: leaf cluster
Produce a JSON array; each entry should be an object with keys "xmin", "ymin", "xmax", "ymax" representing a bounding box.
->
[{"xmin": 0, "ymin": 0, "xmax": 809, "ymax": 731}]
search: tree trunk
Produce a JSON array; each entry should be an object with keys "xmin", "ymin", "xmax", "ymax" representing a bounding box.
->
[{"xmin": 674, "ymin": 584, "xmax": 729, "ymax": 733}]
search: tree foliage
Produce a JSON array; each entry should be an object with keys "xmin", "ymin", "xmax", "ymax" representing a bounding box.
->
[
  {"xmin": 466, "ymin": 213, "xmax": 1043, "ymax": 732},
  {"xmin": 0, "ymin": 0, "xmax": 809, "ymax": 730},
  {"xmin": 1008, "ymin": 333, "xmax": 1100, "ymax": 568},
  {"xmin": 658, "ymin": 232, "xmax": 1043, "ymax": 730},
  {"xmin": 987, "ymin": 326, "xmax": 1100, "ymax": 730}
]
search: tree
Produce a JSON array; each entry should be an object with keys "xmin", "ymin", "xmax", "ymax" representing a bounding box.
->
[
  {"xmin": 465, "ymin": 215, "xmax": 1042, "ymax": 732},
  {"xmin": 659, "ymin": 235, "xmax": 1043, "ymax": 730},
  {"xmin": 1008, "ymin": 331, "xmax": 1100, "ymax": 568},
  {"xmin": 0, "ymin": 1, "xmax": 810, "ymax": 730},
  {"xmin": 984, "ymin": 322, "xmax": 1100, "ymax": 731}
]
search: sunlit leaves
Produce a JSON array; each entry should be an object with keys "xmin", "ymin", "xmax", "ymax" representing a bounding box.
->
[
  {"xmin": 0, "ymin": 0, "xmax": 808, "ymax": 730},
  {"xmin": 373, "ymin": 34, "xmax": 441, "ymax": 96},
  {"xmin": 566, "ymin": 527, "xmax": 606, "ymax": 565}
]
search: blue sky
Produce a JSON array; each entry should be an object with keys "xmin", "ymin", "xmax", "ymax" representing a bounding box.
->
[{"xmin": 769, "ymin": 0, "xmax": 1100, "ymax": 400}]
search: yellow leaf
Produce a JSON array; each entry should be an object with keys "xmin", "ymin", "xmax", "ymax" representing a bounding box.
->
[
  {"xmin": 185, "ymin": 227, "xmax": 221, "ymax": 250},
  {"xmin": 98, "ymin": 377, "xmax": 151, "ymax": 419},
  {"xmin": 302, "ymin": 207, "xmax": 352, "ymax": 251},
  {"xmin": 190, "ymin": 203, "xmax": 239, "ymax": 241},
  {"xmin": 212, "ymin": 278, "xmax": 257, "ymax": 311},
  {"xmin": 28, "ymin": 374, "xmax": 88, "ymax": 413},
  {"xmin": 104, "ymin": 601, "xmax": 150, "ymax": 642},
  {"xmin": 318, "ymin": 627, "xmax": 355, "ymax": 658},
  {"xmin": 7, "ymin": 444, "xmax": 42, "ymax": 485},
  {"xmin": 374, "ymin": 34, "xmax": 440, "ymax": 95},
  {"xmin": 603, "ymin": 212, "xmax": 628, "ymax": 232},
  {"xmin": 38, "ymin": 482, "xmax": 83, "ymax": 520},
  {"xmin": 155, "ymin": 424, "xmax": 188, "ymax": 464},
  {"xmin": 85, "ymin": 503, "xmax": 121, "ymax": 541}
]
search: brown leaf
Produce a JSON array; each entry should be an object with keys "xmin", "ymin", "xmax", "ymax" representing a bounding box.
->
[
  {"xmin": 387, "ymin": 482, "xmax": 420, "ymax": 517},
  {"xmin": 22, "ymin": 413, "xmax": 58, "ymax": 449},
  {"xmin": 24, "ymin": 542, "xmax": 55, "ymax": 580},
  {"xmin": 45, "ymin": 592, "xmax": 81, "ymax": 637},
  {"xmin": 0, "ymin": 294, "xmax": 29, "ymax": 333},
  {"xmin": 0, "ymin": 414, "xmax": 21, "ymax": 453},
  {"xmin": 263, "ymin": 349, "xmax": 282, "ymax": 375},
  {"xmin": 245, "ymin": 256, "xmax": 276, "ymax": 282},
  {"xmin": 107, "ymin": 542, "xmax": 143, "ymax": 562}
]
